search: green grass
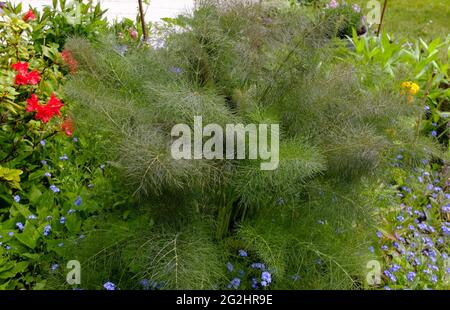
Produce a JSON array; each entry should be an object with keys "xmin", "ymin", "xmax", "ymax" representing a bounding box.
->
[{"xmin": 356, "ymin": 0, "xmax": 450, "ymax": 40}]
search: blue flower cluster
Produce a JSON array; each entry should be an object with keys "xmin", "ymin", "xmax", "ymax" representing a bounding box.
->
[
  {"xmin": 227, "ymin": 278, "xmax": 241, "ymax": 289},
  {"xmin": 50, "ymin": 185, "xmax": 60, "ymax": 193},
  {"xmin": 261, "ymin": 271, "xmax": 272, "ymax": 287},
  {"xmin": 140, "ymin": 279, "xmax": 165, "ymax": 290},
  {"xmin": 103, "ymin": 281, "xmax": 117, "ymax": 290},
  {"xmin": 377, "ymin": 156, "xmax": 450, "ymax": 289},
  {"xmin": 225, "ymin": 250, "xmax": 275, "ymax": 289},
  {"xmin": 16, "ymin": 222, "xmax": 24, "ymax": 232},
  {"xmin": 239, "ymin": 250, "xmax": 248, "ymax": 257},
  {"xmin": 43, "ymin": 225, "xmax": 51, "ymax": 236}
]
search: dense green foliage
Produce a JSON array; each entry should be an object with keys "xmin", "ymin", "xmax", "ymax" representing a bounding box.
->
[
  {"xmin": 57, "ymin": 2, "xmax": 446, "ymax": 289},
  {"xmin": 0, "ymin": 1, "xmax": 117, "ymax": 289},
  {"xmin": 6, "ymin": 0, "xmax": 108, "ymax": 52},
  {"xmin": 0, "ymin": 0, "xmax": 449, "ymax": 290}
]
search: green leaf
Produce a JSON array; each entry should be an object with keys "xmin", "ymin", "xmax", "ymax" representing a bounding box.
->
[
  {"xmin": 33, "ymin": 281, "xmax": 47, "ymax": 290},
  {"xmin": 65, "ymin": 214, "xmax": 81, "ymax": 234},
  {"xmin": 0, "ymin": 280, "xmax": 13, "ymax": 290},
  {"xmin": 28, "ymin": 170, "xmax": 44, "ymax": 182},
  {"xmin": 15, "ymin": 222, "xmax": 40, "ymax": 249},
  {"xmin": 0, "ymin": 261, "xmax": 29, "ymax": 279},
  {"xmin": 11, "ymin": 203, "xmax": 32, "ymax": 219},
  {"xmin": 37, "ymin": 191, "xmax": 54, "ymax": 210},
  {"xmin": 0, "ymin": 261, "xmax": 14, "ymax": 274},
  {"xmin": 29, "ymin": 185, "xmax": 43, "ymax": 204},
  {"xmin": 42, "ymin": 46, "xmax": 52, "ymax": 59},
  {"xmin": 0, "ymin": 166, "xmax": 23, "ymax": 190},
  {"xmin": 22, "ymin": 253, "xmax": 42, "ymax": 261}
]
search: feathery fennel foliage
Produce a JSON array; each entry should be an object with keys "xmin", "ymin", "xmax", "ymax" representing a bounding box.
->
[
  {"xmin": 46, "ymin": 210, "xmax": 225, "ymax": 290},
  {"xmin": 60, "ymin": 2, "xmax": 445, "ymax": 289}
]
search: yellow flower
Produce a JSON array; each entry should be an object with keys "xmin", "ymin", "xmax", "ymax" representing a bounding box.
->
[
  {"xmin": 401, "ymin": 81, "xmax": 411, "ymax": 89},
  {"xmin": 408, "ymin": 82, "xmax": 420, "ymax": 95},
  {"xmin": 400, "ymin": 81, "xmax": 420, "ymax": 98}
]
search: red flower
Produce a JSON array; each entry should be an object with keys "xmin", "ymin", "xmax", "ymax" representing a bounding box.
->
[
  {"xmin": 46, "ymin": 93, "xmax": 64, "ymax": 116},
  {"xmin": 25, "ymin": 70, "xmax": 40, "ymax": 85},
  {"xmin": 14, "ymin": 71, "xmax": 40, "ymax": 85},
  {"xmin": 26, "ymin": 94, "xmax": 40, "ymax": 112},
  {"xmin": 25, "ymin": 93, "xmax": 64, "ymax": 124},
  {"xmin": 23, "ymin": 9, "xmax": 36, "ymax": 22},
  {"xmin": 61, "ymin": 117, "xmax": 75, "ymax": 137},
  {"xmin": 61, "ymin": 50, "xmax": 78, "ymax": 74},
  {"xmin": 11, "ymin": 62, "xmax": 40, "ymax": 85},
  {"xmin": 11, "ymin": 62, "xmax": 29, "ymax": 74},
  {"xmin": 15, "ymin": 72, "xmax": 30, "ymax": 85},
  {"xmin": 35, "ymin": 106, "xmax": 55, "ymax": 123}
]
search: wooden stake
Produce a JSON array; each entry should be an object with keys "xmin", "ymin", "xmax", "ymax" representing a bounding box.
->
[
  {"xmin": 377, "ymin": 0, "xmax": 388, "ymax": 37},
  {"xmin": 138, "ymin": 0, "xmax": 149, "ymax": 42}
]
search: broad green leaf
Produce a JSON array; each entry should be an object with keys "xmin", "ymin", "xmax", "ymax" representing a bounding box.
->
[
  {"xmin": 29, "ymin": 185, "xmax": 43, "ymax": 204},
  {"xmin": 15, "ymin": 222, "xmax": 40, "ymax": 249},
  {"xmin": 65, "ymin": 214, "xmax": 81, "ymax": 234},
  {"xmin": 0, "ymin": 166, "xmax": 23, "ymax": 190},
  {"xmin": 0, "ymin": 261, "xmax": 29, "ymax": 279}
]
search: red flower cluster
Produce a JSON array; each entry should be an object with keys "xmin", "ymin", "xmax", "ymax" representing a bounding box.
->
[
  {"xmin": 61, "ymin": 117, "xmax": 75, "ymax": 137},
  {"xmin": 11, "ymin": 62, "xmax": 40, "ymax": 85},
  {"xmin": 61, "ymin": 50, "xmax": 78, "ymax": 74},
  {"xmin": 23, "ymin": 9, "xmax": 36, "ymax": 22},
  {"xmin": 26, "ymin": 93, "xmax": 64, "ymax": 123}
]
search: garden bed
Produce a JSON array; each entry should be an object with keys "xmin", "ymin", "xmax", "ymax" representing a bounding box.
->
[{"xmin": 0, "ymin": 0, "xmax": 449, "ymax": 291}]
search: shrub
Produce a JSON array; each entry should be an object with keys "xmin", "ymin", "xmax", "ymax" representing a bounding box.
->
[
  {"xmin": 5, "ymin": 0, "xmax": 108, "ymax": 52},
  {"xmin": 0, "ymin": 5, "xmax": 66, "ymax": 193},
  {"xmin": 0, "ymin": 5, "xmax": 116, "ymax": 289},
  {"xmin": 321, "ymin": 0, "xmax": 364, "ymax": 38},
  {"xmin": 61, "ymin": 2, "xmax": 445, "ymax": 289},
  {"xmin": 348, "ymin": 31, "xmax": 450, "ymax": 146}
]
